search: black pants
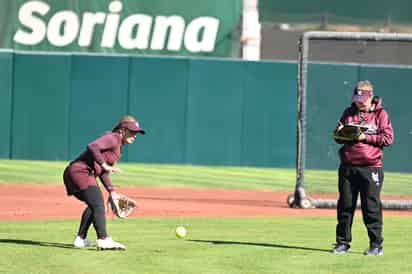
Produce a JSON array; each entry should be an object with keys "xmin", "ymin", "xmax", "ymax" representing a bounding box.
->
[
  {"xmin": 336, "ymin": 165, "xmax": 384, "ymax": 248},
  {"xmin": 73, "ymin": 186, "xmax": 107, "ymax": 239}
]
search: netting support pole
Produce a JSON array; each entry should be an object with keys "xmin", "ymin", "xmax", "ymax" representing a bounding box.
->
[{"xmin": 288, "ymin": 34, "xmax": 313, "ymax": 208}]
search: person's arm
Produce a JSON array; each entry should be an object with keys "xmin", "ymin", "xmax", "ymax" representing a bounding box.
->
[
  {"xmin": 363, "ymin": 110, "xmax": 394, "ymax": 147},
  {"xmin": 99, "ymin": 172, "xmax": 115, "ymax": 193},
  {"xmin": 87, "ymin": 133, "xmax": 121, "ymax": 173},
  {"xmin": 99, "ymin": 173, "xmax": 124, "ymax": 199}
]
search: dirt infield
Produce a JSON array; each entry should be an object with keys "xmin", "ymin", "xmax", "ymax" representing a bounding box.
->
[{"xmin": 1, "ymin": 184, "xmax": 411, "ymax": 221}]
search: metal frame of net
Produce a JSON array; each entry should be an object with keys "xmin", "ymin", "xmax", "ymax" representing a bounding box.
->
[{"xmin": 289, "ymin": 31, "xmax": 412, "ymax": 209}]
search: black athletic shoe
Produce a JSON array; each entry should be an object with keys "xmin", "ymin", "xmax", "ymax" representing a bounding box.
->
[
  {"xmin": 364, "ymin": 246, "xmax": 383, "ymax": 256},
  {"xmin": 332, "ymin": 243, "xmax": 350, "ymax": 254}
]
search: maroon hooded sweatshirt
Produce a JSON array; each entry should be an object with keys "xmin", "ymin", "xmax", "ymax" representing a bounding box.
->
[{"xmin": 336, "ymin": 97, "xmax": 394, "ymax": 167}]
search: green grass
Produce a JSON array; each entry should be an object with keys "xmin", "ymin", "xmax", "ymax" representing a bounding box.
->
[
  {"xmin": 0, "ymin": 160, "xmax": 412, "ymax": 195},
  {"xmin": 1, "ymin": 159, "xmax": 412, "ymax": 195},
  {"xmin": 1, "ymin": 159, "xmax": 411, "ymax": 273},
  {"xmin": 0, "ymin": 216, "xmax": 411, "ymax": 274}
]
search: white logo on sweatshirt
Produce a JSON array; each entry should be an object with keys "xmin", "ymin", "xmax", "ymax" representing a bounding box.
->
[{"xmin": 372, "ymin": 172, "xmax": 379, "ymax": 185}]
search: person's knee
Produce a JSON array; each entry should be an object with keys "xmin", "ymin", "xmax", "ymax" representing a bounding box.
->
[{"xmin": 89, "ymin": 203, "xmax": 105, "ymax": 214}]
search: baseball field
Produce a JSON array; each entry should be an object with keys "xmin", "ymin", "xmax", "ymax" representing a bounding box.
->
[{"xmin": 1, "ymin": 159, "xmax": 412, "ymax": 274}]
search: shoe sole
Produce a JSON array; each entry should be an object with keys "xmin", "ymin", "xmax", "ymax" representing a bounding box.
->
[
  {"xmin": 364, "ymin": 252, "xmax": 383, "ymax": 256},
  {"xmin": 333, "ymin": 251, "xmax": 348, "ymax": 254},
  {"xmin": 74, "ymin": 244, "xmax": 94, "ymax": 248},
  {"xmin": 97, "ymin": 247, "xmax": 126, "ymax": 251}
]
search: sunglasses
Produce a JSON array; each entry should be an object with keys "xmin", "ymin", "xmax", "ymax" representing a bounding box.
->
[{"xmin": 355, "ymin": 89, "xmax": 373, "ymax": 96}]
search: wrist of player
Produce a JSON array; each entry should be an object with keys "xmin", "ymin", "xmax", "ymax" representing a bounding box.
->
[
  {"xmin": 101, "ymin": 162, "xmax": 110, "ymax": 171},
  {"xmin": 110, "ymin": 191, "xmax": 120, "ymax": 199}
]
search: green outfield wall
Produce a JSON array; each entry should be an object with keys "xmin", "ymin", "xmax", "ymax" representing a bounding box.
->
[
  {"xmin": 0, "ymin": 51, "xmax": 296, "ymax": 168},
  {"xmin": 0, "ymin": 51, "xmax": 13, "ymax": 159},
  {"xmin": 0, "ymin": 51, "xmax": 411, "ymax": 172}
]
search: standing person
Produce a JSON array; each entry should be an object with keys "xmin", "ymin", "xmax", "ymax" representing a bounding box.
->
[
  {"xmin": 332, "ymin": 80, "xmax": 394, "ymax": 256},
  {"xmin": 63, "ymin": 115, "xmax": 145, "ymax": 250}
]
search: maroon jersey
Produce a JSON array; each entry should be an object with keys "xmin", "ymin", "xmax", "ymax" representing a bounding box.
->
[
  {"xmin": 64, "ymin": 132, "xmax": 122, "ymax": 195},
  {"xmin": 336, "ymin": 98, "xmax": 394, "ymax": 167}
]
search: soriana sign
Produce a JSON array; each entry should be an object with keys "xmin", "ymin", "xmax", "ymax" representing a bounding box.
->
[{"xmin": 1, "ymin": 0, "xmax": 242, "ymax": 56}]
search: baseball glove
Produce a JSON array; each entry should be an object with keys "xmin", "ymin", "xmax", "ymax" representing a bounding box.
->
[
  {"xmin": 333, "ymin": 123, "xmax": 368, "ymax": 141},
  {"xmin": 107, "ymin": 194, "xmax": 137, "ymax": 218}
]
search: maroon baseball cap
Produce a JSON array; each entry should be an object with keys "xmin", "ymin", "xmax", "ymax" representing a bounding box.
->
[
  {"xmin": 352, "ymin": 88, "xmax": 373, "ymax": 103},
  {"xmin": 120, "ymin": 121, "xmax": 145, "ymax": 134}
]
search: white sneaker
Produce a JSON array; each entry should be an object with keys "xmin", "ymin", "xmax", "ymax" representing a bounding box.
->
[
  {"xmin": 96, "ymin": 237, "xmax": 126, "ymax": 250},
  {"xmin": 73, "ymin": 236, "xmax": 93, "ymax": 248}
]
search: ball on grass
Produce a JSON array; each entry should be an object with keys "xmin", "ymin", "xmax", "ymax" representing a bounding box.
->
[{"xmin": 175, "ymin": 226, "xmax": 186, "ymax": 239}]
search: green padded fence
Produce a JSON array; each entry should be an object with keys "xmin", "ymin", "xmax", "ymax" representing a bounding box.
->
[
  {"xmin": 0, "ymin": 51, "xmax": 13, "ymax": 158},
  {"xmin": 1, "ymin": 50, "xmax": 411, "ymax": 171},
  {"xmin": 11, "ymin": 53, "xmax": 71, "ymax": 160},
  {"xmin": 0, "ymin": 51, "xmax": 297, "ymax": 168}
]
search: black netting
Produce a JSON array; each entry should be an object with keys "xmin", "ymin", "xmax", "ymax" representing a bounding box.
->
[{"xmin": 293, "ymin": 33, "xmax": 412, "ymax": 209}]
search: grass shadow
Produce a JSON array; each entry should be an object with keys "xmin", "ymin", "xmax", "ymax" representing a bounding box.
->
[
  {"xmin": 189, "ymin": 239, "xmax": 362, "ymax": 254},
  {"xmin": 0, "ymin": 239, "xmax": 91, "ymax": 250}
]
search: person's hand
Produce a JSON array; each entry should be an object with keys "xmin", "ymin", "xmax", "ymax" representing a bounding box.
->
[
  {"xmin": 110, "ymin": 191, "xmax": 121, "ymax": 200},
  {"xmin": 102, "ymin": 162, "xmax": 122, "ymax": 173},
  {"xmin": 110, "ymin": 166, "xmax": 121, "ymax": 173},
  {"xmin": 108, "ymin": 191, "xmax": 137, "ymax": 218},
  {"xmin": 336, "ymin": 124, "xmax": 344, "ymax": 132},
  {"xmin": 358, "ymin": 133, "xmax": 366, "ymax": 141}
]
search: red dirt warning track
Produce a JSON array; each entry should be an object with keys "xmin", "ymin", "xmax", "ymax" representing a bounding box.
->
[{"xmin": 1, "ymin": 184, "xmax": 411, "ymax": 221}]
